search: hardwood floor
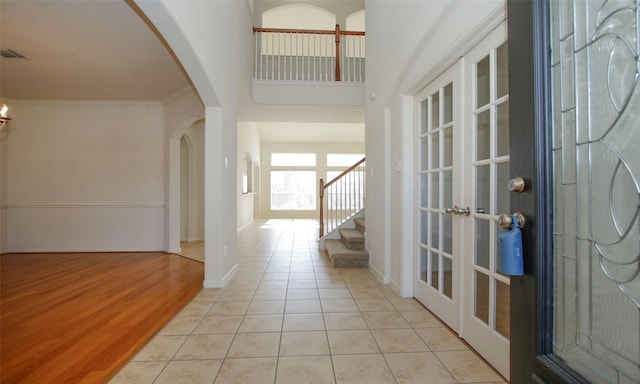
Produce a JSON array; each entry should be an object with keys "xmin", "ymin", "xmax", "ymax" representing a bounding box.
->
[{"xmin": 0, "ymin": 252, "xmax": 204, "ymax": 384}]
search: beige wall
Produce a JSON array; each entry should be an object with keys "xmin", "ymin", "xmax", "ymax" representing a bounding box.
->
[{"xmin": 3, "ymin": 101, "xmax": 166, "ymax": 252}]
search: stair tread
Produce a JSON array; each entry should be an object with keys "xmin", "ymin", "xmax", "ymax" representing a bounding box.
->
[
  {"xmin": 339, "ymin": 228, "xmax": 365, "ymax": 242},
  {"xmin": 325, "ymin": 239, "xmax": 368, "ymax": 268},
  {"xmin": 325, "ymin": 239, "xmax": 368, "ymax": 258},
  {"xmin": 354, "ymin": 218, "xmax": 366, "ymax": 227}
]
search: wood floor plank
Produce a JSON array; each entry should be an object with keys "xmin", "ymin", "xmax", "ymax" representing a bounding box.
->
[{"xmin": 1, "ymin": 252, "xmax": 203, "ymax": 384}]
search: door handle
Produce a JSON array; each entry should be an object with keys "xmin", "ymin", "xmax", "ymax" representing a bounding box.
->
[
  {"xmin": 455, "ymin": 206, "xmax": 471, "ymax": 216},
  {"xmin": 445, "ymin": 206, "xmax": 471, "ymax": 216}
]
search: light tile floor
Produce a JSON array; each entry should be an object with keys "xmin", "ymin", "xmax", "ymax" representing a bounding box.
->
[{"xmin": 110, "ymin": 220, "xmax": 507, "ymax": 384}]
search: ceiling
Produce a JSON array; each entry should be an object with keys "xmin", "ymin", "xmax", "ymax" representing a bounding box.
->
[
  {"xmin": 0, "ymin": 0, "xmax": 190, "ymax": 101},
  {"xmin": 0, "ymin": 0, "xmax": 364, "ymax": 141}
]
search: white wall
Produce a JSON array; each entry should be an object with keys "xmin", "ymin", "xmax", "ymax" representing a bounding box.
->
[
  {"xmin": 237, "ymin": 121, "xmax": 261, "ymax": 230},
  {"xmin": 365, "ymin": 0, "xmax": 504, "ymax": 292},
  {"xmin": 253, "ymin": 0, "xmax": 364, "ymax": 28},
  {"xmin": 136, "ymin": 0, "xmax": 254, "ymax": 287},
  {"xmin": 4, "ymin": 100, "xmax": 166, "ymax": 252}
]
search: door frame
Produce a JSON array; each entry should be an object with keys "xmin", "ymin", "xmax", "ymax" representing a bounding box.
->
[{"xmin": 508, "ymin": 1, "xmax": 588, "ymax": 382}]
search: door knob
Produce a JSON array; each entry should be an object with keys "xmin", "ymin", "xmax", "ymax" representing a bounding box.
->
[
  {"xmin": 444, "ymin": 205, "xmax": 471, "ymax": 216},
  {"xmin": 455, "ymin": 206, "xmax": 471, "ymax": 216},
  {"xmin": 445, "ymin": 206, "xmax": 471, "ymax": 216},
  {"xmin": 508, "ymin": 177, "xmax": 526, "ymax": 193},
  {"xmin": 498, "ymin": 212, "xmax": 526, "ymax": 229}
]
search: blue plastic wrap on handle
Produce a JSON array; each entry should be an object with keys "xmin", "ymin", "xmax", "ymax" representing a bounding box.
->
[{"xmin": 496, "ymin": 215, "xmax": 524, "ymax": 276}]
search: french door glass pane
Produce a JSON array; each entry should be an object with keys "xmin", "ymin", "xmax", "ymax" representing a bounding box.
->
[
  {"xmin": 475, "ymin": 271, "xmax": 489, "ymax": 324},
  {"xmin": 443, "ymin": 170, "xmax": 452, "ymax": 208},
  {"xmin": 431, "ymin": 92, "xmax": 440, "ymax": 129},
  {"xmin": 495, "ymin": 279, "xmax": 510, "ymax": 338},
  {"xmin": 430, "ymin": 212, "xmax": 440, "ymax": 249},
  {"xmin": 420, "ymin": 138, "xmax": 428, "ymax": 171},
  {"xmin": 476, "ymin": 56, "xmax": 490, "ymax": 107},
  {"xmin": 443, "ymin": 214, "xmax": 452, "ymax": 254},
  {"xmin": 496, "ymin": 161, "xmax": 510, "ymax": 216},
  {"xmin": 443, "ymin": 128, "xmax": 453, "ymax": 166},
  {"xmin": 431, "ymin": 254, "xmax": 439, "ymax": 290},
  {"xmin": 443, "ymin": 257, "xmax": 453, "ymax": 298},
  {"xmin": 475, "ymin": 219, "xmax": 490, "ymax": 270},
  {"xmin": 496, "ymin": 42, "xmax": 509, "ymax": 99},
  {"xmin": 430, "ymin": 173, "xmax": 440, "ymax": 209},
  {"xmin": 476, "ymin": 165, "xmax": 490, "ymax": 213},
  {"xmin": 497, "ymin": 101, "xmax": 510, "ymax": 157},
  {"xmin": 420, "ymin": 246, "xmax": 428, "ymax": 283},
  {"xmin": 476, "ymin": 110, "xmax": 491, "ymax": 160},
  {"xmin": 420, "ymin": 211, "xmax": 428, "ymax": 244},
  {"xmin": 420, "ymin": 101, "xmax": 428, "ymax": 135},
  {"xmin": 419, "ymin": 174, "xmax": 428, "ymax": 207},
  {"xmin": 432, "ymin": 134, "xmax": 440, "ymax": 168},
  {"xmin": 443, "ymin": 83, "xmax": 453, "ymax": 124}
]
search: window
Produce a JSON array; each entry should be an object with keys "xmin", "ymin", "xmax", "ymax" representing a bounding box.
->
[
  {"xmin": 270, "ymin": 171, "xmax": 316, "ymax": 210},
  {"xmin": 270, "ymin": 153, "xmax": 316, "ymax": 211}
]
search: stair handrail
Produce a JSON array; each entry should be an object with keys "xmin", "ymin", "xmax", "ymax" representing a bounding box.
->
[{"xmin": 319, "ymin": 157, "xmax": 366, "ymax": 237}]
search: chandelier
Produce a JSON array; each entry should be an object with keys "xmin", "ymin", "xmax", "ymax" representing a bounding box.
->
[{"xmin": 0, "ymin": 104, "xmax": 12, "ymax": 131}]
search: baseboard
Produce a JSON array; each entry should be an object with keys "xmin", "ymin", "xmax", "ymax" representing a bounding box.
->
[
  {"xmin": 369, "ymin": 262, "xmax": 388, "ymax": 285},
  {"xmin": 167, "ymin": 247, "xmax": 181, "ymax": 254},
  {"xmin": 389, "ymin": 278, "xmax": 405, "ymax": 297},
  {"xmin": 203, "ymin": 263, "xmax": 238, "ymax": 288},
  {"xmin": 3, "ymin": 247, "xmax": 163, "ymax": 253},
  {"xmin": 237, "ymin": 220, "xmax": 254, "ymax": 233}
]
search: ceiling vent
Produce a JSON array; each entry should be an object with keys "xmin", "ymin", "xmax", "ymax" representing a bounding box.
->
[{"xmin": 0, "ymin": 49, "xmax": 26, "ymax": 58}]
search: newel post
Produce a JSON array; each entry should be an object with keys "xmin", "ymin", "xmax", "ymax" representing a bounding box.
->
[
  {"xmin": 334, "ymin": 24, "xmax": 341, "ymax": 81},
  {"xmin": 319, "ymin": 178, "xmax": 325, "ymax": 237}
]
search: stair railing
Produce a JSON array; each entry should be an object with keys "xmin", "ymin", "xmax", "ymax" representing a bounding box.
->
[
  {"xmin": 319, "ymin": 157, "xmax": 365, "ymax": 237},
  {"xmin": 253, "ymin": 25, "xmax": 365, "ymax": 82}
]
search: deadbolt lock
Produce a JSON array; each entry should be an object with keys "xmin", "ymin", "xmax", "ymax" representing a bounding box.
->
[{"xmin": 508, "ymin": 177, "xmax": 526, "ymax": 193}]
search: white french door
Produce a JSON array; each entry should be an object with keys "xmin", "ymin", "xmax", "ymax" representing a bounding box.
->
[
  {"xmin": 414, "ymin": 62, "xmax": 462, "ymax": 331},
  {"xmin": 414, "ymin": 21, "xmax": 510, "ymax": 378},
  {"xmin": 461, "ymin": 23, "xmax": 511, "ymax": 378}
]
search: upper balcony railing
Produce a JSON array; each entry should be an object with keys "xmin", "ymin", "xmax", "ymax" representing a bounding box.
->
[{"xmin": 253, "ymin": 25, "xmax": 365, "ymax": 83}]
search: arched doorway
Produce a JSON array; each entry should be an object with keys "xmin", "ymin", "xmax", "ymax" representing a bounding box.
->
[{"xmin": 179, "ymin": 120, "xmax": 205, "ymax": 262}]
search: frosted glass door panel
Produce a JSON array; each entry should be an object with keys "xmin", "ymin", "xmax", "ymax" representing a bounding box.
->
[{"xmin": 550, "ymin": 0, "xmax": 640, "ymax": 382}]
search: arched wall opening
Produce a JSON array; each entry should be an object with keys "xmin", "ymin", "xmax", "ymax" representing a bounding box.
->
[{"xmin": 179, "ymin": 120, "xmax": 205, "ymax": 247}]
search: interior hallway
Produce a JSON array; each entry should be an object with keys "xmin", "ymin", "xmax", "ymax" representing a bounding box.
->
[{"xmin": 111, "ymin": 220, "xmax": 506, "ymax": 384}]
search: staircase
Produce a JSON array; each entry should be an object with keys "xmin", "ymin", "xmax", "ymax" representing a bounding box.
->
[{"xmin": 324, "ymin": 218, "xmax": 368, "ymax": 267}]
